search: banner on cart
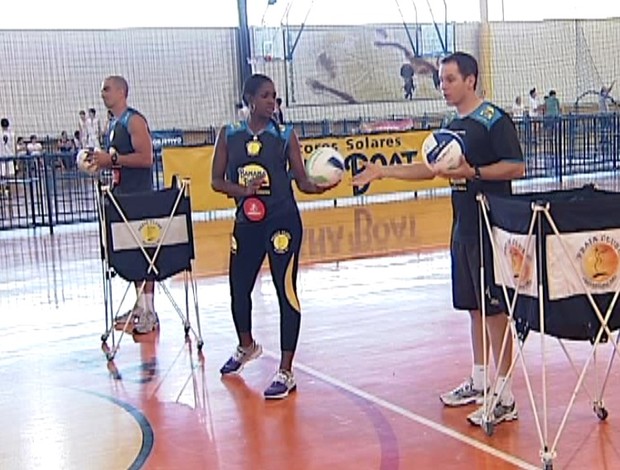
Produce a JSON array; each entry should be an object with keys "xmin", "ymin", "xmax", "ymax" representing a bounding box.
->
[
  {"xmin": 111, "ymin": 215, "xmax": 189, "ymax": 251},
  {"xmin": 546, "ymin": 229, "xmax": 620, "ymax": 300},
  {"xmin": 492, "ymin": 227, "xmax": 538, "ymax": 298}
]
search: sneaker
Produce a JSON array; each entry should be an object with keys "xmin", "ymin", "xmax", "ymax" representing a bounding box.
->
[
  {"xmin": 219, "ymin": 342, "xmax": 263, "ymax": 375},
  {"xmin": 440, "ymin": 378, "xmax": 486, "ymax": 407},
  {"xmin": 114, "ymin": 307, "xmax": 140, "ymax": 332},
  {"xmin": 133, "ymin": 310, "xmax": 159, "ymax": 335},
  {"xmin": 264, "ymin": 370, "xmax": 297, "ymax": 400},
  {"xmin": 467, "ymin": 397, "xmax": 518, "ymax": 426}
]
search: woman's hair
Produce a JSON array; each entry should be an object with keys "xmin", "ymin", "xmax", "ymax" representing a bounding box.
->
[{"xmin": 242, "ymin": 74, "xmax": 273, "ymax": 107}]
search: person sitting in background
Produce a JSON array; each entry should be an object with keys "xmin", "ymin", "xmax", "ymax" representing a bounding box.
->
[
  {"xmin": 511, "ymin": 96, "xmax": 524, "ymax": 119},
  {"xmin": 57, "ymin": 131, "xmax": 75, "ymax": 170}
]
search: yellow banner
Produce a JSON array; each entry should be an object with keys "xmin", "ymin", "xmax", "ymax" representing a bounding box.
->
[{"xmin": 162, "ymin": 131, "xmax": 449, "ymax": 212}]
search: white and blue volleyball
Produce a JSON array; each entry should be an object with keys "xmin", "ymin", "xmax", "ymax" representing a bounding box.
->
[
  {"xmin": 306, "ymin": 147, "xmax": 345, "ymax": 187},
  {"xmin": 421, "ymin": 129, "xmax": 465, "ymax": 171}
]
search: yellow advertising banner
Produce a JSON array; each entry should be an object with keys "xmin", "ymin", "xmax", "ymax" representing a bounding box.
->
[
  {"xmin": 191, "ymin": 197, "xmax": 453, "ymax": 277},
  {"xmin": 162, "ymin": 130, "xmax": 449, "ymax": 212}
]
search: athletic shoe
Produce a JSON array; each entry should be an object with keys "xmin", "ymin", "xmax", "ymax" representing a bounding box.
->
[
  {"xmin": 467, "ymin": 397, "xmax": 518, "ymax": 426},
  {"xmin": 264, "ymin": 369, "xmax": 296, "ymax": 400},
  {"xmin": 440, "ymin": 377, "xmax": 486, "ymax": 407},
  {"xmin": 219, "ymin": 341, "xmax": 263, "ymax": 375}
]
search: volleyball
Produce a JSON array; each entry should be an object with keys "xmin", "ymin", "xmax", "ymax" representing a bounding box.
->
[
  {"xmin": 305, "ymin": 147, "xmax": 345, "ymax": 187},
  {"xmin": 421, "ymin": 129, "xmax": 465, "ymax": 172},
  {"xmin": 76, "ymin": 149, "xmax": 97, "ymax": 175}
]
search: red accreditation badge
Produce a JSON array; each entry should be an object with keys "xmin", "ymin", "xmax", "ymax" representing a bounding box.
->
[{"xmin": 242, "ymin": 197, "xmax": 266, "ymax": 222}]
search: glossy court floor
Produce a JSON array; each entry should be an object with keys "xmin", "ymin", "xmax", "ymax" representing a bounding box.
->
[{"xmin": 1, "ymin": 195, "xmax": 620, "ymax": 470}]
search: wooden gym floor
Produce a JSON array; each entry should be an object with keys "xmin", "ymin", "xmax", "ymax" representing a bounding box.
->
[{"xmin": 1, "ymin": 196, "xmax": 619, "ymax": 470}]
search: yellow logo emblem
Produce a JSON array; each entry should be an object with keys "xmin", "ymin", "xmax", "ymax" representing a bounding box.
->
[
  {"xmin": 271, "ymin": 230, "xmax": 291, "ymax": 254},
  {"xmin": 579, "ymin": 238, "xmax": 620, "ymax": 288},
  {"xmin": 138, "ymin": 220, "xmax": 162, "ymax": 245}
]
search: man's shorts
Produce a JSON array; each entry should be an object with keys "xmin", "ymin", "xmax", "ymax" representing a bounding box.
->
[{"xmin": 451, "ymin": 238, "xmax": 505, "ymax": 316}]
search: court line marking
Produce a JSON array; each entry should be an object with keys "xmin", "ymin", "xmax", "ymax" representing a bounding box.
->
[{"xmin": 262, "ymin": 349, "xmax": 540, "ymax": 470}]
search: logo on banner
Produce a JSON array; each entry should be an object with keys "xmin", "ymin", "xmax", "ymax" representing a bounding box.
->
[
  {"xmin": 271, "ymin": 230, "xmax": 291, "ymax": 254},
  {"xmin": 139, "ymin": 220, "xmax": 163, "ymax": 245},
  {"xmin": 504, "ymin": 238, "xmax": 533, "ymax": 288},
  {"xmin": 577, "ymin": 236, "xmax": 620, "ymax": 289}
]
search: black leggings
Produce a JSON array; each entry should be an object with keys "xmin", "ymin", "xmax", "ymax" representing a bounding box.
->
[{"xmin": 229, "ymin": 212, "xmax": 303, "ymax": 352}]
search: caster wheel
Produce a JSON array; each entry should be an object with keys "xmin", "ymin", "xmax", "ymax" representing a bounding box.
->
[
  {"xmin": 184, "ymin": 326, "xmax": 190, "ymax": 335},
  {"xmin": 595, "ymin": 407, "xmax": 609, "ymax": 421},
  {"xmin": 482, "ymin": 421, "xmax": 494, "ymax": 437},
  {"xmin": 101, "ymin": 334, "xmax": 108, "ymax": 342},
  {"xmin": 197, "ymin": 340, "xmax": 204, "ymax": 352}
]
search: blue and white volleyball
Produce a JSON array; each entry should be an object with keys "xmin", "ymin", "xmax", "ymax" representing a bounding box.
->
[{"xmin": 421, "ymin": 129, "xmax": 465, "ymax": 171}]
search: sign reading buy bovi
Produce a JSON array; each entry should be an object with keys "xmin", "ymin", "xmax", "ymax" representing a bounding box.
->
[{"xmin": 300, "ymin": 131, "xmax": 447, "ymax": 196}]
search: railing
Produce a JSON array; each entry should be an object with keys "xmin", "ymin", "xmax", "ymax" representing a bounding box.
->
[{"xmin": 1, "ymin": 113, "xmax": 618, "ymax": 232}]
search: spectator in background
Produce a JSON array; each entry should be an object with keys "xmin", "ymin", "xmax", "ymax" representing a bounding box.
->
[
  {"xmin": 528, "ymin": 88, "xmax": 542, "ymax": 117},
  {"xmin": 86, "ymin": 108, "xmax": 101, "ymax": 149},
  {"xmin": 27, "ymin": 135, "xmax": 43, "ymax": 156},
  {"xmin": 103, "ymin": 110, "xmax": 114, "ymax": 147},
  {"xmin": 511, "ymin": 96, "xmax": 524, "ymax": 119},
  {"xmin": 73, "ymin": 131, "xmax": 83, "ymax": 151},
  {"xmin": 274, "ymin": 97, "xmax": 284, "ymax": 125},
  {"xmin": 599, "ymin": 82, "xmax": 616, "ymax": 113},
  {"xmin": 545, "ymin": 90, "xmax": 561, "ymax": 117},
  {"xmin": 57, "ymin": 130, "xmax": 75, "ymax": 170},
  {"xmin": 0, "ymin": 118, "xmax": 16, "ymax": 189},
  {"xmin": 78, "ymin": 110, "xmax": 88, "ymax": 147}
]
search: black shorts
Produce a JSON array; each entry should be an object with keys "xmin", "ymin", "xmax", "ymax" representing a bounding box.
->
[{"xmin": 451, "ymin": 238, "xmax": 505, "ymax": 315}]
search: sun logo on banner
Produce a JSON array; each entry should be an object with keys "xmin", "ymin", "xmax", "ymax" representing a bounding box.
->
[
  {"xmin": 504, "ymin": 239, "xmax": 533, "ymax": 288},
  {"xmin": 139, "ymin": 220, "xmax": 163, "ymax": 245},
  {"xmin": 579, "ymin": 237, "xmax": 620, "ymax": 289}
]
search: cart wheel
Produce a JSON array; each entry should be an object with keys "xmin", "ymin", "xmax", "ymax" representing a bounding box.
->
[
  {"xmin": 101, "ymin": 333, "xmax": 108, "ymax": 342},
  {"xmin": 184, "ymin": 326, "xmax": 190, "ymax": 335},
  {"xmin": 197, "ymin": 340, "xmax": 204, "ymax": 352},
  {"xmin": 482, "ymin": 420, "xmax": 494, "ymax": 437},
  {"xmin": 595, "ymin": 406, "xmax": 609, "ymax": 421}
]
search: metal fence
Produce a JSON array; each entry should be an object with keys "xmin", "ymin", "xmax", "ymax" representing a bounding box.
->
[{"xmin": 1, "ymin": 113, "xmax": 618, "ymax": 232}]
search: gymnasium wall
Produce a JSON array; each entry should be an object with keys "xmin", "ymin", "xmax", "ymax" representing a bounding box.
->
[{"xmin": 0, "ymin": 19, "xmax": 618, "ymax": 136}]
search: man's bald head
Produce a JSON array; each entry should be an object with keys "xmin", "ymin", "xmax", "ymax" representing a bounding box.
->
[{"xmin": 105, "ymin": 75, "xmax": 129, "ymax": 98}]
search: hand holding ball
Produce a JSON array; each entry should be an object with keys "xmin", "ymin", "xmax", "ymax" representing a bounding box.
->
[
  {"xmin": 305, "ymin": 147, "xmax": 345, "ymax": 187},
  {"xmin": 76, "ymin": 149, "xmax": 98, "ymax": 175},
  {"xmin": 421, "ymin": 129, "xmax": 465, "ymax": 172}
]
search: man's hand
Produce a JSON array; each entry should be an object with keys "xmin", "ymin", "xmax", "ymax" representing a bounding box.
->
[
  {"xmin": 352, "ymin": 161, "xmax": 383, "ymax": 186},
  {"xmin": 433, "ymin": 156, "xmax": 475, "ymax": 180},
  {"xmin": 90, "ymin": 149, "xmax": 114, "ymax": 170}
]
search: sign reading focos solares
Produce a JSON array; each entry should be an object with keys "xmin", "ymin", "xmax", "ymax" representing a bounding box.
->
[{"xmin": 162, "ymin": 130, "xmax": 449, "ymax": 212}]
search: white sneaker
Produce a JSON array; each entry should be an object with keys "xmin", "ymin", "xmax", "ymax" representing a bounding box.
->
[
  {"xmin": 263, "ymin": 370, "xmax": 297, "ymax": 400},
  {"xmin": 440, "ymin": 377, "xmax": 486, "ymax": 407},
  {"xmin": 467, "ymin": 396, "xmax": 518, "ymax": 426},
  {"xmin": 219, "ymin": 342, "xmax": 263, "ymax": 375},
  {"xmin": 133, "ymin": 310, "xmax": 159, "ymax": 334}
]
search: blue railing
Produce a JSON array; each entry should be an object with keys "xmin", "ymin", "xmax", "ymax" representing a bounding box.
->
[{"xmin": 1, "ymin": 113, "xmax": 618, "ymax": 231}]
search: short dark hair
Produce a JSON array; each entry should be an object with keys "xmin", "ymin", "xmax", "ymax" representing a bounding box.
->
[
  {"xmin": 106, "ymin": 75, "xmax": 129, "ymax": 98},
  {"xmin": 549, "ymin": 90, "xmax": 556, "ymax": 96},
  {"xmin": 276, "ymin": 97, "xmax": 282, "ymax": 105},
  {"xmin": 0, "ymin": 118, "xmax": 9, "ymax": 129},
  {"xmin": 242, "ymin": 74, "xmax": 273, "ymax": 107},
  {"xmin": 440, "ymin": 52, "xmax": 478, "ymax": 89}
]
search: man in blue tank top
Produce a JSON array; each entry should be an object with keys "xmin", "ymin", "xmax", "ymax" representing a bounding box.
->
[
  {"xmin": 353, "ymin": 52, "xmax": 525, "ymax": 429},
  {"xmin": 212, "ymin": 74, "xmax": 334, "ymax": 399},
  {"xmin": 91, "ymin": 75, "xmax": 157, "ymax": 335}
]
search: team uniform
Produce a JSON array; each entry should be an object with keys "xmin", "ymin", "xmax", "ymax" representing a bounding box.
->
[
  {"xmin": 107, "ymin": 106, "xmax": 157, "ymax": 334},
  {"xmin": 107, "ymin": 107, "xmax": 153, "ymax": 194},
  {"xmin": 219, "ymin": 119, "xmax": 303, "ymax": 399},
  {"xmin": 446, "ymin": 101, "xmax": 524, "ymax": 315}
]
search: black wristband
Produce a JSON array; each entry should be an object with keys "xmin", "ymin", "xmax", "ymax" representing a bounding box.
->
[{"xmin": 474, "ymin": 166, "xmax": 482, "ymax": 180}]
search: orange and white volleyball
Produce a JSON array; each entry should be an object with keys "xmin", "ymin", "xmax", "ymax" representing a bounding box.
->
[{"xmin": 581, "ymin": 242, "xmax": 620, "ymax": 284}]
